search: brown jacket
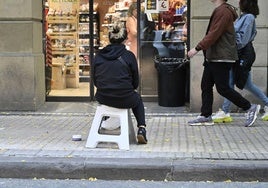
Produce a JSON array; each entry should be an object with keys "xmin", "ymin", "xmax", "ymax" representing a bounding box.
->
[{"xmin": 196, "ymin": 3, "xmax": 238, "ymax": 62}]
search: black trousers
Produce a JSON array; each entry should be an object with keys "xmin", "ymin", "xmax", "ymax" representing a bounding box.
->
[
  {"xmin": 97, "ymin": 92, "xmax": 146, "ymax": 127},
  {"xmin": 200, "ymin": 62, "xmax": 251, "ymax": 117},
  {"xmin": 131, "ymin": 96, "xmax": 146, "ymax": 127}
]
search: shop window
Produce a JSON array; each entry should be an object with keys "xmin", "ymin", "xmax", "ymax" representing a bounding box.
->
[
  {"xmin": 43, "ymin": 0, "xmax": 189, "ymax": 101},
  {"xmin": 43, "ymin": 0, "xmax": 135, "ymax": 99},
  {"xmin": 140, "ymin": 0, "xmax": 188, "ymax": 58},
  {"xmin": 139, "ymin": 0, "xmax": 189, "ymax": 98}
]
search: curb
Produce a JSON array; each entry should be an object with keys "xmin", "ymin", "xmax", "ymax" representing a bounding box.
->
[{"xmin": 0, "ymin": 156, "xmax": 267, "ymax": 182}]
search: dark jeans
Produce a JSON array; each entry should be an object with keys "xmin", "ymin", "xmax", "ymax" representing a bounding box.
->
[
  {"xmin": 131, "ymin": 97, "xmax": 146, "ymax": 127},
  {"xmin": 201, "ymin": 62, "xmax": 251, "ymax": 117},
  {"xmin": 98, "ymin": 93, "xmax": 146, "ymax": 127}
]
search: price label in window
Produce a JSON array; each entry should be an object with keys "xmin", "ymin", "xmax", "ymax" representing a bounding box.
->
[
  {"xmin": 145, "ymin": 0, "xmax": 158, "ymax": 13},
  {"xmin": 158, "ymin": 0, "xmax": 169, "ymax": 12}
]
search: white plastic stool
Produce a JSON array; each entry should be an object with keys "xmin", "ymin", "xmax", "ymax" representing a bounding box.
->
[{"xmin": 86, "ymin": 105, "xmax": 136, "ymax": 150}]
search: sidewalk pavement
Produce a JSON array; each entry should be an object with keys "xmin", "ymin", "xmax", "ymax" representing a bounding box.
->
[{"xmin": 0, "ymin": 102, "xmax": 267, "ymax": 182}]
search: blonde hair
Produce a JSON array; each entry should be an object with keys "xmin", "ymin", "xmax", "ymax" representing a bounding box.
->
[
  {"xmin": 109, "ymin": 23, "xmax": 127, "ymax": 44},
  {"xmin": 127, "ymin": 2, "xmax": 137, "ymax": 17}
]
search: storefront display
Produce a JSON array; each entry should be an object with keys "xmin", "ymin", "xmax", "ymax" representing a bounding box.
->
[
  {"xmin": 46, "ymin": 0, "xmax": 79, "ymax": 89},
  {"xmin": 44, "ymin": 0, "xmax": 189, "ymax": 101}
]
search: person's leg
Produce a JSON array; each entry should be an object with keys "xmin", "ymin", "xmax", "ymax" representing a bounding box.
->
[
  {"xmin": 221, "ymin": 69, "xmax": 234, "ymax": 113},
  {"xmin": 212, "ymin": 69, "xmax": 234, "ymax": 123},
  {"xmin": 131, "ymin": 97, "xmax": 146, "ymax": 126},
  {"xmin": 244, "ymin": 72, "xmax": 268, "ymax": 106},
  {"xmin": 188, "ymin": 63, "xmax": 214, "ymax": 126},
  {"xmin": 200, "ymin": 63, "xmax": 214, "ymax": 117},
  {"xmin": 213, "ymin": 63, "xmax": 251, "ymax": 111},
  {"xmin": 243, "ymin": 72, "xmax": 268, "ymax": 121},
  {"xmin": 131, "ymin": 95, "xmax": 147, "ymax": 144},
  {"xmin": 212, "ymin": 63, "xmax": 260, "ymax": 127}
]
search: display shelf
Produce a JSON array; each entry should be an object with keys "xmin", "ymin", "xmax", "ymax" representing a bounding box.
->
[
  {"xmin": 46, "ymin": 13, "xmax": 79, "ymax": 88},
  {"xmin": 78, "ymin": 10, "xmax": 99, "ymax": 82},
  {"xmin": 47, "ymin": 15, "xmax": 77, "ymax": 19}
]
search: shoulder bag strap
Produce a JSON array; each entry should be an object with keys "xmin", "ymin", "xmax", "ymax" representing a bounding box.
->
[{"xmin": 117, "ymin": 56, "xmax": 132, "ymax": 76}]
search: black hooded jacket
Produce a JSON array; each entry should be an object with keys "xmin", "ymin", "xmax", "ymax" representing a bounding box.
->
[{"xmin": 93, "ymin": 44, "xmax": 140, "ymax": 108}]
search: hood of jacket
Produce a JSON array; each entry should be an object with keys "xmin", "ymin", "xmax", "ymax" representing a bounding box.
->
[
  {"xmin": 225, "ymin": 3, "xmax": 238, "ymax": 21},
  {"xmin": 98, "ymin": 44, "xmax": 126, "ymax": 60}
]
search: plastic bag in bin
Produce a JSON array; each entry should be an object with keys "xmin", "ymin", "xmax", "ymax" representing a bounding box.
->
[{"xmin": 154, "ymin": 56, "xmax": 189, "ymax": 73}]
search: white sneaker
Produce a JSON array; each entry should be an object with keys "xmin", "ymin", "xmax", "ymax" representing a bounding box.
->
[
  {"xmin": 261, "ymin": 106, "xmax": 268, "ymax": 121},
  {"xmin": 245, "ymin": 104, "xmax": 260, "ymax": 127},
  {"xmin": 188, "ymin": 116, "xmax": 214, "ymax": 126},
  {"xmin": 212, "ymin": 109, "xmax": 233, "ymax": 123}
]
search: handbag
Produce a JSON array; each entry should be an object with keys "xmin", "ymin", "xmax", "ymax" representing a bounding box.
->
[{"xmin": 234, "ymin": 42, "xmax": 255, "ymax": 89}]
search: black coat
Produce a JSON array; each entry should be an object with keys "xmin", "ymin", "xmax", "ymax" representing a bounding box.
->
[{"xmin": 93, "ymin": 44, "xmax": 140, "ymax": 108}]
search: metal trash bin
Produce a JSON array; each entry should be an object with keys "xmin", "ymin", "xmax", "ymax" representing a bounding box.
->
[{"xmin": 154, "ymin": 56, "xmax": 188, "ymax": 107}]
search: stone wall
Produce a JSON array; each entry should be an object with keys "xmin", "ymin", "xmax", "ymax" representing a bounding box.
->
[
  {"xmin": 189, "ymin": 0, "xmax": 268, "ymax": 112},
  {"xmin": 0, "ymin": 0, "xmax": 45, "ymax": 111}
]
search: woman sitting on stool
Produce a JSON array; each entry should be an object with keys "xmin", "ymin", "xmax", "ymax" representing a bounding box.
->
[{"xmin": 92, "ymin": 23, "xmax": 147, "ymax": 144}]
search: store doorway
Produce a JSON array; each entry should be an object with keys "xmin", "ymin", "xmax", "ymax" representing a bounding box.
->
[
  {"xmin": 43, "ymin": 0, "xmax": 93, "ymax": 100},
  {"xmin": 43, "ymin": 0, "xmax": 136, "ymax": 101},
  {"xmin": 43, "ymin": 0, "xmax": 189, "ymax": 102}
]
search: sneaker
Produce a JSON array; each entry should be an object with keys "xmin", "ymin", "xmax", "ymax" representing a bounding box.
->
[
  {"xmin": 137, "ymin": 126, "xmax": 147, "ymax": 144},
  {"xmin": 212, "ymin": 109, "xmax": 233, "ymax": 123},
  {"xmin": 261, "ymin": 106, "xmax": 268, "ymax": 121},
  {"xmin": 245, "ymin": 104, "xmax": 260, "ymax": 127},
  {"xmin": 188, "ymin": 116, "xmax": 214, "ymax": 126}
]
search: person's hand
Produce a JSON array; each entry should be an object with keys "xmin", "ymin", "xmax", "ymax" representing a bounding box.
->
[{"xmin": 187, "ymin": 48, "xmax": 199, "ymax": 58}]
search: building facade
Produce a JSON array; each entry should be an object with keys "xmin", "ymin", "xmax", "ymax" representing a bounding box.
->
[
  {"xmin": 0, "ymin": 0, "xmax": 267, "ymax": 112},
  {"xmin": 0, "ymin": 0, "xmax": 45, "ymax": 111}
]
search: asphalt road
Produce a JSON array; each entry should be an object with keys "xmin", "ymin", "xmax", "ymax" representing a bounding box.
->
[{"xmin": 0, "ymin": 179, "xmax": 267, "ymax": 188}]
